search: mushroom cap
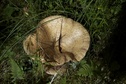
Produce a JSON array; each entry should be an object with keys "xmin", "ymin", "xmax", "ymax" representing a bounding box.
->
[
  {"xmin": 23, "ymin": 33, "xmax": 46, "ymax": 63},
  {"xmin": 23, "ymin": 33, "xmax": 37, "ymax": 55},
  {"xmin": 37, "ymin": 15, "xmax": 90, "ymax": 64},
  {"xmin": 23, "ymin": 15, "xmax": 90, "ymax": 75},
  {"xmin": 45, "ymin": 64, "xmax": 67, "ymax": 75}
]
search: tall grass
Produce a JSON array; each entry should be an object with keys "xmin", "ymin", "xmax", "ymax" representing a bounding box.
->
[{"xmin": 0, "ymin": 0, "xmax": 125, "ymax": 83}]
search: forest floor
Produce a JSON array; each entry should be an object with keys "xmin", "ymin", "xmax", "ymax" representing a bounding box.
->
[{"xmin": 0, "ymin": 0, "xmax": 126, "ymax": 84}]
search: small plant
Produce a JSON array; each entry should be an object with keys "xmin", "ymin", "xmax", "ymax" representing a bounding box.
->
[
  {"xmin": 77, "ymin": 60, "xmax": 94, "ymax": 77},
  {"xmin": 9, "ymin": 57, "xmax": 24, "ymax": 82}
]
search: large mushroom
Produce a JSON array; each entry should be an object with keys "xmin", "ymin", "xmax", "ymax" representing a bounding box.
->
[{"xmin": 23, "ymin": 15, "xmax": 90, "ymax": 75}]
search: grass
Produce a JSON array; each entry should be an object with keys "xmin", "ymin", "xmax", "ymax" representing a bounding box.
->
[{"xmin": 0, "ymin": 0, "xmax": 125, "ymax": 84}]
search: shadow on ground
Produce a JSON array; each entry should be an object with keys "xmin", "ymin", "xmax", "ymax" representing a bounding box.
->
[{"xmin": 101, "ymin": 1, "xmax": 126, "ymax": 81}]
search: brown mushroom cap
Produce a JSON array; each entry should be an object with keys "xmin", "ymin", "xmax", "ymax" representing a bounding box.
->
[
  {"xmin": 23, "ymin": 33, "xmax": 37, "ymax": 55},
  {"xmin": 45, "ymin": 64, "xmax": 67, "ymax": 75},
  {"xmin": 23, "ymin": 15, "xmax": 90, "ymax": 75},
  {"xmin": 37, "ymin": 15, "xmax": 90, "ymax": 63}
]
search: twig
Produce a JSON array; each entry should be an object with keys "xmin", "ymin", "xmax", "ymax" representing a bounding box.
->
[
  {"xmin": 50, "ymin": 73, "xmax": 57, "ymax": 84},
  {"xmin": 49, "ymin": 64, "xmax": 66, "ymax": 84}
]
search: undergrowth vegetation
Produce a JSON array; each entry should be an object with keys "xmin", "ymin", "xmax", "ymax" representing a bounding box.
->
[{"xmin": 0, "ymin": 0, "xmax": 126, "ymax": 84}]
